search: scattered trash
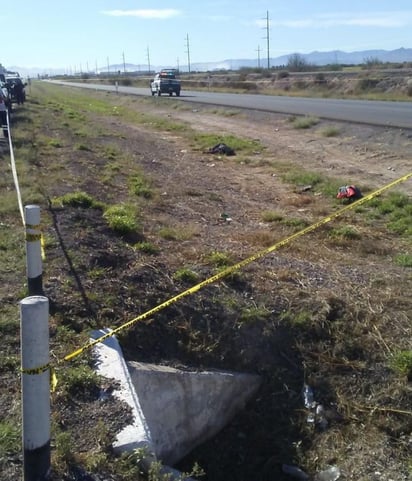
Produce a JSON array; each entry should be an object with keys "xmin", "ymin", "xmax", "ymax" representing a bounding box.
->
[
  {"xmin": 302, "ymin": 383, "xmax": 328, "ymax": 429},
  {"xmin": 315, "ymin": 404, "xmax": 328, "ymax": 430},
  {"xmin": 299, "ymin": 185, "xmax": 313, "ymax": 192},
  {"xmin": 336, "ymin": 185, "xmax": 362, "ymax": 201},
  {"xmin": 220, "ymin": 213, "xmax": 232, "ymax": 223},
  {"xmin": 206, "ymin": 143, "xmax": 236, "ymax": 156},
  {"xmin": 314, "ymin": 466, "xmax": 341, "ymax": 481},
  {"xmin": 302, "ymin": 383, "xmax": 315, "ymax": 409},
  {"xmin": 302, "ymin": 383, "xmax": 316, "ymax": 423},
  {"xmin": 282, "ymin": 464, "xmax": 310, "ymax": 480}
]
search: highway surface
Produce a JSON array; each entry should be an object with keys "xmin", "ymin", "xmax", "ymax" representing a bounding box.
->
[{"xmin": 49, "ymin": 80, "xmax": 412, "ymax": 129}]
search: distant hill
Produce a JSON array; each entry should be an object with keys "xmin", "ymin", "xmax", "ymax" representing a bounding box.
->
[{"xmin": 6, "ymin": 48, "xmax": 412, "ymax": 77}]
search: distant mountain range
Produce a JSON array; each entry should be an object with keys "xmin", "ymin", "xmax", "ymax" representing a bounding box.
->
[{"xmin": 6, "ymin": 47, "xmax": 412, "ymax": 78}]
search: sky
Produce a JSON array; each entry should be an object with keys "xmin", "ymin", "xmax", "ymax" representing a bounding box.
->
[{"xmin": 2, "ymin": 0, "xmax": 412, "ymax": 72}]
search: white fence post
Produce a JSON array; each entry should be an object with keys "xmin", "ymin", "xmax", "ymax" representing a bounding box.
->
[
  {"xmin": 25, "ymin": 205, "xmax": 43, "ymax": 296},
  {"xmin": 20, "ymin": 296, "xmax": 51, "ymax": 481}
]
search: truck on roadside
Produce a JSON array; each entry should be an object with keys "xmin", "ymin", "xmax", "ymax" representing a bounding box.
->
[{"xmin": 150, "ymin": 69, "xmax": 181, "ymax": 97}]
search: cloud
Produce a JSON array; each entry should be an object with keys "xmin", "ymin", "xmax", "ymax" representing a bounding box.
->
[
  {"xmin": 102, "ymin": 9, "xmax": 181, "ymax": 19},
  {"xmin": 264, "ymin": 11, "xmax": 412, "ymax": 29}
]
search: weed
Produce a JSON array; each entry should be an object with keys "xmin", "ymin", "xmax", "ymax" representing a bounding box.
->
[
  {"xmin": 292, "ymin": 116, "xmax": 319, "ymax": 129},
  {"xmin": 173, "ymin": 267, "xmax": 200, "ymax": 284},
  {"xmin": 206, "ymin": 251, "xmax": 233, "ymax": 267},
  {"xmin": 134, "ymin": 241, "xmax": 159, "ymax": 255},
  {"xmin": 54, "ymin": 431, "xmax": 76, "ymax": 467},
  {"xmin": 75, "ymin": 143, "xmax": 92, "ymax": 151},
  {"xmin": 282, "ymin": 170, "xmax": 324, "ymax": 187},
  {"xmin": 158, "ymin": 227, "xmax": 180, "ymax": 240},
  {"xmin": 394, "ymin": 253, "xmax": 412, "ymax": 267},
  {"xmin": 158, "ymin": 225, "xmax": 199, "ymax": 241},
  {"xmin": 48, "ymin": 139, "xmax": 63, "ymax": 148},
  {"xmin": 59, "ymin": 365, "xmax": 101, "ymax": 398},
  {"xmin": 280, "ymin": 309, "xmax": 312, "ymax": 326},
  {"xmin": 239, "ymin": 306, "xmax": 270, "ymax": 325},
  {"xmin": 320, "ymin": 126, "xmax": 340, "ymax": 137},
  {"xmin": 329, "ymin": 225, "xmax": 361, "ymax": 240},
  {"xmin": 53, "ymin": 191, "xmax": 100, "ymax": 209},
  {"xmin": 389, "ymin": 350, "xmax": 412, "ymax": 378},
  {"xmin": 281, "ymin": 217, "xmax": 309, "ymax": 229},
  {"xmin": 0, "ymin": 421, "xmax": 20, "ymax": 457},
  {"xmin": 103, "ymin": 204, "xmax": 140, "ymax": 235},
  {"xmin": 369, "ymin": 192, "xmax": 412, "ymax": 236},
  {"xmin": 130, "ymin": 173, "xmax": 153, "ymax": 199},
  {"xmin": 261, "ymin": 210, "xmax": 284, "ymax": 222}
]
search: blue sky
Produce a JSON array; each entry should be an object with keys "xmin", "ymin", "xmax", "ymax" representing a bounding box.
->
[{"xmin": 2, "ymin": 0, "xmax": 412, "ymax": 71}]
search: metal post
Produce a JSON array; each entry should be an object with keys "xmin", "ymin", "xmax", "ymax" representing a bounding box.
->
[
  {"xmin": 25, "ymin": 205, "xmax": 43, "ymax": 296},
  {"xmin": 20, "ymin": 296, "xmax": 50, "ymax": 481}
]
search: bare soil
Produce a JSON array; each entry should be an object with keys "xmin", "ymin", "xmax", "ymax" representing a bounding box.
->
[{"xmin": 1, "ymin": 86, "xmax": 411, "ymax": 481}]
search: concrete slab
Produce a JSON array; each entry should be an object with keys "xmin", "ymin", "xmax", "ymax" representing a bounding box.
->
[
  {"xmin": 127, "ymin": 361, "xmax": 261, "ymax": 465},
  {"xmin": 91, "ymin": 328, "xmax": 261, "ymax": 470}
]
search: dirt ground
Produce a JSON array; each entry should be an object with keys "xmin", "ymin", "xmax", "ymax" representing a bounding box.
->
[{"xmin": 1, "ymin": 88, "xmax": 411, "ymax": 481}]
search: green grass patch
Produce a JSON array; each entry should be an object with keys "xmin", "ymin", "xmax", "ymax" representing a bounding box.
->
[
  {"xmin": 173, "ymin": 267, "xmax": 200, "ymax": 284},
  {"xmin": 329, "ymin": 225, "xmax": 361, "ymax": 240},
  {"xmin": 129, "ymin": 172, "xmax": 153, "ymax": 199},
  {"xmin": 52, "ymin": 191, "xmax": 102, "ymax": 209},
  {"xmin": 239, "ymin": 306, "xmax": 271, "ymax": 325},
  {"xmin": 205, "ymin": 251, "xmax": 233, "ymax": 267},
  {"xmin": 133, "ymin": 241, "xmax": 159, "ymax": 255},
  {"xmin": 389, "ymin": 350, "xmax": 412, "ymax": 378},
  {"xmin": 394, "ymin": 253, "xmax": 412, "ymax": 267},
  {"xmin": 158, "ymin": 225, "xmax": 199, "ymax": 241},
  {"xmin": 103, "ymin": 204, "xmax": 140, "ymax": 235},
  {"xmin": 59, "ymin": 365, "xmax": 101, "ymax": 398},
  {"xmin": 368, "ymin": 192, "xmax": 412, "ymax": 236},
  {"xmin": 48, "ymin": 139, "xmax": 63, "ymax": 148},
  {"xmin": 0, "ymin": 420, "xmax": 20, "ymax": 457}
]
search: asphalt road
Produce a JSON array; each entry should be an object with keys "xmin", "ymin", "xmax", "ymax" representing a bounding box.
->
[{"xmin": 49, "ymin": 80, "xmax": 412, "ymax": 129}]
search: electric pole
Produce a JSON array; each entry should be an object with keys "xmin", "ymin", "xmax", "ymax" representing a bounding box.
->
[
  {"xmin": 107, "ymin": 57, "xmax": 110, "ymax": 75},
  {"xmin": 146, "ymin": 47, "xmax": 151, "ymax": 74},
  {"xmin": 262, "ymin": 10, "xmax": 270, "ymax": 69},
  {"xmin": 185, "ymin": 34, "xmax": 191, "ymax": 73},
  {"xmin": 256, "ymin": 45, "xmax": 261, "ymax": 69},
  {"xmin": 122, "ymin": 52, "xmax": 126, "ymax": 74}
]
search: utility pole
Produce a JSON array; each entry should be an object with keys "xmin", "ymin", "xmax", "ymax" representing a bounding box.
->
[
  {"xmin": 256, "ymin": 45, "xmax": 261, "ymax": 69},
  {"xmin": 262, "ymin": 10, "xmax": 270, "ymax": 69},
  {"xmin": 122, "ymin": 51, "xmax": 126, "ymax": 74},
  {"xmin": 146, "ymin": 46, "xmax": 151, "ymax": 74},
  {"xmin": 107, "ymin": 57, "xmax": 110, "ymax": 75},
  {"xmin": 177, "ymin": 57, "xmax": 180, "ymax": 72},
  {"xmin": 185, "ymin": 34, "xmax": 191, "ymax": 73}
]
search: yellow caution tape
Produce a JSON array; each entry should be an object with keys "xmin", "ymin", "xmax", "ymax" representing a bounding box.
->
[
  {"xmin": 21, "ymin": 364, "xmax": 50, "ymax": 375},
  {"xmin": 25, "ymin": 233, "xmax": 42, "ymax": 242},
  {"xmin": 41, "ymin": 233, "xmax": 46, "ymax": 261},
  {"xmin": 60, "ymin": 172, "xmax": 411, "ymax": 364}
]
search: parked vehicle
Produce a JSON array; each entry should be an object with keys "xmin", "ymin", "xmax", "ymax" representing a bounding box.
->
[
  {"xmin": 0, "ymin": 85, "xmax": 9, "ymax": 138},
  {"xmin": 5, "ymin": 76, "xmax": 26, "ymax": 104},
  {"xmin": 0, "ymin": 81, "xmax": 12, "ymax": 113},
  {"xmin": 150, "ymin": 69, "xmax": 181, "ymax": 97}
]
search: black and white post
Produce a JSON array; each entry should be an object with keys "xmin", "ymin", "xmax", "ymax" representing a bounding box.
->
[
  {"xmin": 25, "ymin": 205, "xmax": 43, "ymax": 295},
  {"xmin": 20, "ymin": 296, "xmax": 51, "ymax": 481}
]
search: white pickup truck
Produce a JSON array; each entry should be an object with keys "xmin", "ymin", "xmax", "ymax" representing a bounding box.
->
[{"xmin": 150, "ymin": 69, "xmax": 181, "ymax": 97}]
